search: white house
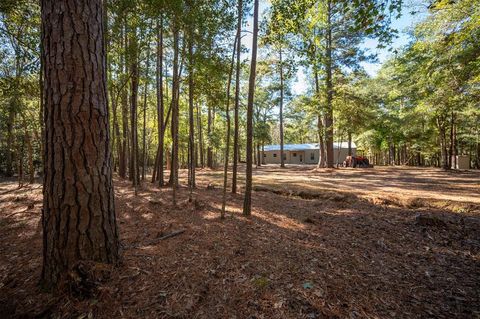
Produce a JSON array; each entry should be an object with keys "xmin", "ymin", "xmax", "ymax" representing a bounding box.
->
[{"xmin": 263, "ymin": 142, "xmax": 356, "ymax": 165}]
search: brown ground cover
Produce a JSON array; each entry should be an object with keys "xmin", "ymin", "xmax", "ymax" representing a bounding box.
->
[{"xmin": 1, "ymin": 166, "xmax": 479, "ymax": 318}]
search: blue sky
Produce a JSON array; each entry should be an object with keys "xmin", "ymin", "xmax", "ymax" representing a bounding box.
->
[{"xmin": 243, "ymin": 0, "xmax": 429, "ymax": 95}]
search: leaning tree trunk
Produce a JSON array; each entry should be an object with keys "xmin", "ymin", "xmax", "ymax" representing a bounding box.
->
[
  {"xmin": 40, "ymin": 0, "xmax": 119, "ymax": 290},
  {"xmin": 242, "ymin": 0, "xmax": 259, "ymax": 216}
]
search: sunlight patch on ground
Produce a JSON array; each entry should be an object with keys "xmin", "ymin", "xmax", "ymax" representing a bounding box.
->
[{"xmin": 254, "ymin": 210, "xmax": 307, "ymax": 231}]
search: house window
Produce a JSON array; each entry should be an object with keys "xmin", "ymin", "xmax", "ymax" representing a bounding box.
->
[
  {"xmin": 311, "ymin": 153, "xmax": 314, "ymax": 160},
  {"xmin": 293, "ymin": 152, "xmax": 297, "ymax": 157},
  {"xmin": 263, "ymin": 153, "xmax": 266, "ymax": 158},
  {"xmin": 273, "ymin": 153, "xmax": 277, "ymax": 157}
]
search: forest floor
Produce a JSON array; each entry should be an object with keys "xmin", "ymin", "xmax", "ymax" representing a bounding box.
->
[{"xmin": 1, "ymin": 165, "xmax": 479, "ymax": 318}]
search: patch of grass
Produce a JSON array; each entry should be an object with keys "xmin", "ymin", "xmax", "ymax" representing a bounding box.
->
[{"xmin": 252, "ymin": 276, "xmax": 269, "ymax": 289}]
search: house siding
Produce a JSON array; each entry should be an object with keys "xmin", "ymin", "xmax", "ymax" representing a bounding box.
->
[{"xmin": 263, "ymin": 148, "xmax": 355, "ymax": 165}]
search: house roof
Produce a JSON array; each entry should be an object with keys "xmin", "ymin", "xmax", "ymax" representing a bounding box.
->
[{"xmin": 264, "ymin": 142, "xmax": 356, "ymax": 152}]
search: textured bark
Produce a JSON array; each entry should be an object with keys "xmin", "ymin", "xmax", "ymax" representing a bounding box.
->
[
  {"xmin": 41, "ymin": 0, "xmax": 119, "ymax": 290},
  {"xmin": 232, "ymin": 0, "xmax": 242, "ymax": 193},
  {"xmin": 324, "ymin": 0, "xmax": 334, "ymax": 168},
  {"xmin": 243, "ymin": 0, "xmax": 259, "ymax": 216}
]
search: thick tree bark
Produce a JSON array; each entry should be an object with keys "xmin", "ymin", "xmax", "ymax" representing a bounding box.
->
[
  {"xmin": 40, "ymin": 0, "xmax": 119, "ymax": 290},
  {"xmin": 232, "ymin": 0, "xmax": 242, "ymax": 193},
  {"xmin": 324, "ymin": 0, "xmax": 334, "ymax": 168},
  {"xmin": 243, "ymin": 0, "xmax": 259, "ymax": 216}
]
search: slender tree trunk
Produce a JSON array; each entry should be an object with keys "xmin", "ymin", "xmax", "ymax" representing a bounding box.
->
[
  {"xmin": 207, "ymin": 105, "xmax": 213, "ymax": 168},
  {"xmin": 5, "ymin": 110, "xmax": 14, "ymax": 177},
  {"xmin": 314, "ymin": 70, "xmax": 325, "ymax": 168},
  {"xmin": 437, "ymin": 116, "xmax": 449, "ymax": 169},
  {"xmin": 40, "ymin": 0, "xmax": 119, "ymax": 290},
  {"xmin": 232, "ymin": 0, "xmax": 242, "ymax": 193},
  {"xmin": 348, "ymin": 132, "xmax": 352, "ymax": 156},
  {"xmin": 279, "ymin": 47, "xmax": 285, "ymax": 168},
  {"xmin": 222, "ymin": 34, "xmax": 238, "ymax": 218},
  {"xmin": 196, "ymin": 103, "xmax": 204, "ymax": 167},
  {"xmin": 243, "ymin": 0, "xmax": 259, "ymax": 216},
  {"xmin": 17, "ymin": 130, "xmax": 24, "ymax": 187},
  {"xmin": 119, "ymin": 24, "xmax": 128, "ymax": 179},
  {"xmin": 188, "ymin": 30, "xmax": 195, "ymax": 201},
  {"xmin": 130, "ymin": 30, "xmax": 139, "ymax": 194},
  {"xmin": 171, "ymin": 24, "xmax": 180, "ymax": 205},
  {"xmin": 324, "ymin": 0, "xmax": 334, "ymax": 168},
  {"xmin": 25, "ymin": 125, "xmax": 34, "ymax": 184},
  {"xmin": 256, "ymin": 143, "xmax": 261, "ymax": 167},
  {"xmin": 156, "ymin": 17, "xmax": 164, "ymax": 186},
  {"xmin": 141, "ymin": 45, "xmax": 150, "ymax": 180}
]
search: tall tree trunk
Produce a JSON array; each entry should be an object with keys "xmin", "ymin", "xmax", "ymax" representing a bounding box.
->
[
  {"xmin": 232, "ymin": 0, "xmax": 242, "ymax": 193},
  {"xmin": 279, "ymin": 46, "xmax": 285, "ymax": 168},
  {"xmin": 119, "ymin": 24, "xmax": 128, "ymax": 179},
  {"xmin": 5, "ymin": 110, "xmax": 14, "ymax": 177},
  {"xmin": 130, "ymin": 30, "xmax": 139, "ymax": 194},
  {"xmin": 141, "ymin": 46, "xmax": 150, "ymax": 180},
  {"xmin": 40, "ymin": 0, "xmax": 119, "ymax": 290},
  {"xmin": 207, "ymin": 104, "xmax": 213, "ymax": 168},
  {"xmin": 188, "ymin": 30, "xmax": 195, "ymax": 200},
  {"xmin": 222, "ymin": 34, "xmax": 238, "ymax": 218},
  {"xmin": 314, "ymin": 69, "xmax": 325, "ymax": 168},
  {"xmin": 324, "ymin": 0, "xmax": 334, "ymax": 168},
  {"xmin": 242, "ymin": 0, "xmax": 259, "ymax": 216},
  {"xmin": 171, "ymin": 24, "xmax": 180, "ymax": 205},
  {"xmin": 196, "ymin": 103, "xmax": 204, "ymax": 167},
  {"xmin": 156, "ymin": 17, "xmax": 164, "ymax": 186},
  {"xmin": 24, "ymin": 122, "xmax": 34, "ymax": 184},
  {"xmin": 437, "ymin": 116, "xmax": 449, "ymax": 169}
]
